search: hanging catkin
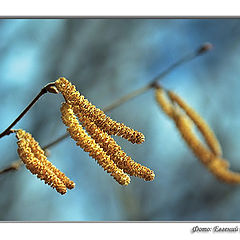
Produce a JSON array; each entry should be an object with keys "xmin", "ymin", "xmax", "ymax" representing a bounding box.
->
[
  {"xmin": 16, "ymin": 129, "xmax": 75, "ymax": 194},
  {"xmin": 155, "ymin": 86, "xmax": 240, "ymax": 184},
  {"xmin": 168, "ymin": 90, "xmax": 222, "ymax": 157},
  {"xmin": 72, "ymin": 106, "xmax": 155, "ymax": 181}
]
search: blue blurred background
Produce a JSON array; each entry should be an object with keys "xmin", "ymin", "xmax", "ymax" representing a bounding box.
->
[{"xmin": 0, "ymin": 19, "xmax": 240, "ymax": 221}]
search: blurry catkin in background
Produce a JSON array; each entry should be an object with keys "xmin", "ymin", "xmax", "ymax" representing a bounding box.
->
[{"xmin": 155, "ymin": 86, "xmax": 240, "ymax": 185}]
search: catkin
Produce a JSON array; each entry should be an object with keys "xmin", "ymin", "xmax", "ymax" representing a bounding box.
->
[
  {"xmin": 154, "ymin": 85, "xmax": 240, "ymax": 185},
  {"xmin": 55, "ymin": 77, "xmax": 145, "ymax": 144},
  {"xmin": 168, "ymin": 90, "xmax": 222, "ymax": 157},
  {"xmin": 27, "ymin": 132, "xmax": 75, "ymax": 189},
  {"xmin": 73, "ymin": 106, "xmax": 155, "ymax": 181},
  {"xmin": 60, "ymin": 102, "xmax": 131, "ymax": 185},
  {"xmin": 173, "ymin": 113, "xmax": 215, "ymax": 165},
  {"xmin": 16, "ymin": 130, "xmax": 69, "ymax": 194},
  {"xmin": 171, "ymin": 113, "xmax": 240, "ymax": 183},
  {"xmin": 155, "ymin": 87, "xmax": 212, "ymax": 164}
]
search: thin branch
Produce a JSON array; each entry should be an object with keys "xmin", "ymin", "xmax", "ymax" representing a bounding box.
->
[
  {"xmin": 0, "ymin": 82, "xmax": 58, "ymax": 139},
  {"xmin": 103, "ymin": 84, "xmax": 152, "ymax": 112},
  {"xmin": 0, "ymin": 160, "xmax": 23, "ymax": 175},
  {"xmin": 0, "ymin": 42, "xmax": 212, "ymax": 175},
  {"xmin": 42, "ymin": 133, "xmax": 69, "ymax": 150},
  {"xmin": 103, "ymin": 42, "xmax": 212, "ymax": 112}
]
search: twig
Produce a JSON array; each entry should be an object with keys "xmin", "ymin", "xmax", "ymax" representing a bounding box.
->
[
  {"xmin": 103, "ymin": 42, "xmax": 212, "ymax": 112},
  {"xmin": 0, "ymin": 82, "xmax": 58, "ymax": 139},
  {"xmin": 0, "ymin": 160, "xmax": 23, "ymax": 175},
  {"xmin": 0, "ymin": 43, "xmax": 212, "ymax": 175},
  {"xmin": 42, "ymin": 133, "xmax": 69, "ymax": 150}
]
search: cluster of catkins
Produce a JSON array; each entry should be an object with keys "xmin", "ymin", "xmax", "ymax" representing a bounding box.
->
[
  {"xmin": 56, "ymin": 77, "xmax": 155, "ymax": 185},
  {"xmin": 15, "ymin": 77, "xmax": 155, "ymax": 195},
  {"xmin": 155, "ymin": 85, "xmax": 240, "ymax": 184},
  {"xmin": 16, "ymin": 129, "xmax": 75, "ymax": 194}
]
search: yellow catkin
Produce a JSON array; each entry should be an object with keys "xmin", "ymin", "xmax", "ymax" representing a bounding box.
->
[
  {"xmin": 26, "ymin": 132, "xmax": 75, "ymax": 189},
  {"xmin": 16, "ymin": 130, "xmax": 67, "ymax": 194},
  {"xmin": 155, "ymin": 87, "xmax": 174, "ymax": 118},
  {"xmin": 60, "ymin": 102, "xmax": 131, "ymax": 185},
  {"xmin": 173, "ymin": 113, "xmax": 215, "ymax": 165},
  {"xmin": 168, "ymin": 90, "xmax": 222, "ymax": 157},
  {"xmin": 73, "ymin": 106, "xmax": 155, "ymax": 181},
  {"xmin": 55, "ymin": 77, "xmax": 145, "ymax": 144},
  {"xmin": 155, "ymin": 86, "xmax": 240, "ymax": 184},
  {"xmin": 172, "ymin": 113, "xmax": 240, "ymax": 184}
]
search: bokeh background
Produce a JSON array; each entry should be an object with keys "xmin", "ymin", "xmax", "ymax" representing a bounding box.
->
[{"xmin": 0, "ymin": 19, "xmax": 240, "ymax": 221}]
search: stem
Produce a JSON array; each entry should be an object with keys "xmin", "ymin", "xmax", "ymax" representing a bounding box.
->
[
  {"xmin": 103, "ymin": 84, "xmax": 152, "ymax": 112},
  {"xmin": 0, "ymin": 82, "xmax": 57, "ymax": 139},
  {"xmin": 150, "ymin": 50, "xmax": 198, "ymax": 85},
  {"xmin": 0, "ymin": 160, "xmax": 23, "ymax": 174},
  {"xmin": 103, "ymin": 47, "xmax": 202, "ymax": 112},
  {"xmin": 42, "ymin": 132, "xmax": 69, "ymax": 150}
]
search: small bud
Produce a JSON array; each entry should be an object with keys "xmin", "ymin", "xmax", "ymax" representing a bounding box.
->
[
  {"xmin": 197, "ymin": 42, "xmax": 213, "ymax": 55},
  {"xmin": 45, "ymin": 82, "xmax": 59, "ymax": 94}
]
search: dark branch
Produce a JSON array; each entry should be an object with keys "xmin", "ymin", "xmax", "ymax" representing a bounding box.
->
[{"xmin": 0, "ymin": 82, "xmax": 57, "ymax": 139}]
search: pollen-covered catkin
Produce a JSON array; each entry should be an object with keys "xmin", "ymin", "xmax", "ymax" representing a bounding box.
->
[
  {"xmin": 55, "ymin": 77, "xmax": 145, "ymax": 144},
  {"xmin": 168, "ymin": 91, "xmax": 222, "ymax": 157},
  {"xmin": 27, "ymin": 132, "xmax": 75, "ymax": 189},
  {"xmin": 16, "ymin": 130, "xmax": 67, "ymax": 194},
  {"xmin": 60, "ymin": 102, "xmax": 131, "ymax": 185},
  {"xmin": 173, "ymin": 114, "xmax": 215, "ymax": 165},
  {"xmin": 154, "ymin": 86, "xmax": 240, "ymax": 184},
  {"xmin": 172, "ymin": 113, "xmax": 239, "ymax": 183},
  {"xmin": 73, "ymin": 108, "xmax": 155, "ymax": 181}
]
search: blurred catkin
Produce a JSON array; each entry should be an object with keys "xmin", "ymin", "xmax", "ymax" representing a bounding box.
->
[
  {"xmin": 73, "ymin": 107, "xmax": 155, "ymax": 181},
  {"xmin": 173, "ymin": 113, "xmax": 214, "ymax": 165},
  {"xmin": 155, "ymin": 86, "xmax": 240, "ymax": 185},
  {"xmin": 155, "ymin": 87, "xmax": 222, "ymax": 164},
  {"xmin": 55, "ymin": 77, "xmax": 145, "ymax": 144},
  {"xmin": 168, "ymin": 90, "xmax": 222, "ymax": 157},
  {"xmin": 16, "ymin": 129, "xmax": 74, "ymax": 194},
  {"xmin": 60, "ymin": 102, "xmax": 131, "ymax": 185}
]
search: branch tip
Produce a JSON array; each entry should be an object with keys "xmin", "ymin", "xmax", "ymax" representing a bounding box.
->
[
  {"xmin": 197, "ymin": 42, "xmax": 213, "ymax": 55},
  {"xmin": 44, "ymin": 82, "xmax": 59, "ymax": 94}
]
